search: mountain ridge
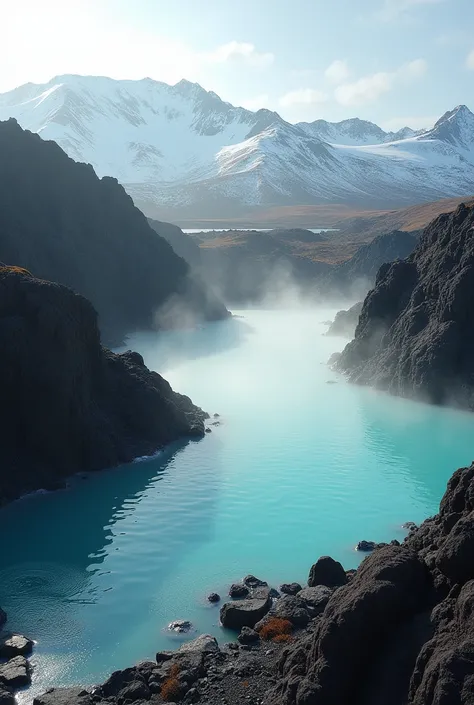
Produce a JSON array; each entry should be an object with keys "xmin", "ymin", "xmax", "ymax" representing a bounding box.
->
[{"xmin": 1, "ymin": 75, "xmax": 473, "ymax": 219}]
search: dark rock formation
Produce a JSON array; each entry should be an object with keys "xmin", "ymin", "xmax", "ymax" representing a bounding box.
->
[
  {"xmin": 220, "ymin": 591, "xmax": 272, "ymax": 630},
  {"xmin": 0, "ymin": 118, "xmax": 228, "ymax": 345},
  {"xmin": 323, "ymin": 230, "xmax": 418, "ymax": 298},
  {"xmin": 0, "ymin": 686, "xmax": 14, "ymax": 705},
  {"xmin": 167, "ymin": 621, "xmax": 193, "ymax": 634},
  {"xmin": 357, "ymin": 540, "xmax": 377, "ymax": 552},
  {"xmin": 207, "ymin": 593, "xmax": 221, "ymax": 603},
  {"xmin": 0, "ymin": 635, "xmax": 34, "ymax": 658},
  {"xmin": 336, "ymin": 204, "xmax": 474, "ymax": 409},
  {"xmin": 308, "ymin": 556, "xmax": 347, "ymax": 587},
  {"xmin": 0, "ymin": 267, "xmax": 207, "ymax": 504},
  {"xmin": 280, "ymin": 583, "xmax": 303, "ymax": 596},
  {"xmin": 325, "ymin": 301, "xmax": 363, "ymax": 337},
  {"xmin": 297, "ymin": 586, "xmax": 332, "ymax": 616},
  {"xmin": 243, "ymin": 575, "xmax": 268, "ymax": 589},
  {"xmin": 262, "ymin": 461, "xmax": 474, "ymax": 705},
  {"xmin": 0, "ymin": 656, "xmax": 31, "ymax": 688},
  {"xmin": 33, "ymin": 689, "xmax": 93, "ymax": 705},
  {"xmin": 0, "ymin": 609, "xmax": 5, "ymax": 628},
  {"xmin": 271, "ymin": 595, "xmax": 311, "ymax": 627},
  {"xmin": 238, "ymin": 627, "xmax": 260, "ymax": 645},
  {"xmin": 229, "ymin": 584, "xmax": 249, "ymax": 598}
]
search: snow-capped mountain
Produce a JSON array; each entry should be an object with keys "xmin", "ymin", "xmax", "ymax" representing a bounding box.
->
[
  {"xmin": 0, "ymin": 75, "xmax": 473, "ymax": 219},
  {"xmin": 298, "ymin": 118, "xmax": 421, "ymax": 146}
]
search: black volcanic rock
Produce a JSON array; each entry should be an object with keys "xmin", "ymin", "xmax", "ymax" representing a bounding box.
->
[
  {"xmin": 0, "ymin": 267, "xmax": 207, "ymax": 504},
  {"xmin": 336, "ymin": 204, "xmax": 474, "ymax": 409},
  {"xmin": 324, "ymin": 230, "xmax": 418, "ymax": 297},
  {"xmin": 326, "ymin": 301, "xmax": 363, "ymax": 337},
  {"xmin": 0, "ymin": 119, "xmax": 228, "ymax": 345},
  {"xmin": 147, "ymin": 218, "xmax": 202, "ymax": 268},
  {"xmin": 308, "ymin": 556, "xmax": 347, "ymax": 587}
]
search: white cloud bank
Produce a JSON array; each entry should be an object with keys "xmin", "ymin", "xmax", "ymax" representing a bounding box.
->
[
  {"xmin": 324, "ymin": 60, "xmax": 350, "ymax": 84},
  {"xmin": 207, "ymin": 42, "xmax": 274, "ymax": 69},
  {"xmin": 335, "ymin": 59, "xmax": 427, "ymax": 106},
  {"xmin": 466, "ymin": 50, "xmax": 474, "ymax": 70},
  {"xmin": 279, "ymin": 89, "xmax": 328, "ymax": 108},
  {"xmin": 377, "ymin": 0, "xmax": 446, "ymax": 22}
]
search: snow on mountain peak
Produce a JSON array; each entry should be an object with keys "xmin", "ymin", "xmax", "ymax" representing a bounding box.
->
[{"xmin": 0, "ymin": 74, "xmax": 472, "ymax": 218}]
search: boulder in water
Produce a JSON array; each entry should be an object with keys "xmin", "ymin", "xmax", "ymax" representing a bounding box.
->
[
  {"xmin": 0, "ymin": 656, "xmax": 31, "ymax": 688},
  {"xmin": 229, "ymin": 584, "xmax": 249, "ymax": 598},
  {"xmin": 0, "ymin": 635, "xmax": 34, "ymax": 658},
  {"xmin": 308, "ymin": 556, "xmax": 347, "ymax": 587},
  {"xmin": 220, "ymin": 592, "xmax": 272, "ymax": 630}
]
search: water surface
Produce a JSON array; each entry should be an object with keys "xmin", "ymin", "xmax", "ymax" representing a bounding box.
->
[{"xmin": 1, "ymin": 308, "xmax": 474, "ymax": 702}]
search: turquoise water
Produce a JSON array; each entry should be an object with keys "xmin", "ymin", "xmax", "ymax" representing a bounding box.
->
[{"xmin": 2, "ymin": 308, "xmax": 474, "ymax": 702}]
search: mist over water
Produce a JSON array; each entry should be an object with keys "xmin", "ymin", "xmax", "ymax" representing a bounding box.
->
[{"xmin": 2, "ymin": 308, "xmax": 474, "ymax": 702}]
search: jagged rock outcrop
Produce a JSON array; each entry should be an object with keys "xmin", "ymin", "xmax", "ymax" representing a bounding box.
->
[
  {"xmin": 336, "ymin": 204, "xmax": 474, "ymax": 409},
  {"xmin": 322, "ymin": 230, "xmax": 418, "ymax": 298},
  {"xmin": 0, "ymin": 267, "xmax": 207, "ymax": 504},
  {"xmin": 0, "ymin": 119, "xmax": 228, "ymax": 345},
  {"xmin": 263, "ymin": 460, "xmax": 474, "ymax": 705},
  {"xmin": 325, "ymin": 301, "xmax": 363, "ymax": 337}
]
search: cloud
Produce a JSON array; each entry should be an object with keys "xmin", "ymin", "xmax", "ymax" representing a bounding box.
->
[
  {"xmin": 335, "ymin": 59, "xmax": 427, "ymax": 106},
  {"xmin": 466, "ymin": 50, "xmax": 474, "ymax": 70},
  {"xmin": 207, "ymin": 42, "xmax": 274, "ymax": 68},
  {"xmin": 279, "ymin": 89, "xmax": 328, "ymax": 107},
  {"xmin": 325, "ymin": 60, "xmax": 350, "ymax": 84},
  {"xmin": 377, "ymin": 0, "xmax": 446, "ymax": 22},
  {"xmin": 381, "ymin": 115, "xmax": 438, "ymax": 131},
  {"xmin": 240, "ymin": 94, "xmax": 270, "ymax": 111}
]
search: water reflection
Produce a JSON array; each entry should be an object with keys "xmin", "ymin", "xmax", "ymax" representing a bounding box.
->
[{"xmin": 355, "ymin": 386, "xmax": 474, "ymax": 510}]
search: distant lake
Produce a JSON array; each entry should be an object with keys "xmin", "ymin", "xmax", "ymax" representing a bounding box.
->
[{"xmin": 183, "ymin": 228, "xmax": 339, "ymax": 234}]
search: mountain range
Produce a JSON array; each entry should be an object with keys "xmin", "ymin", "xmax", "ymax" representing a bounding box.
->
[{"xmin": 1, "ymin": 75, "xmax": 473, "ymax": 219}]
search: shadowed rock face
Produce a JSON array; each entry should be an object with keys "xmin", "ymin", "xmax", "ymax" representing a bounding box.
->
[
  {"xmin": 336, "ymin": 204, "xmax": 474, "ymax": 409},
  {"xmin": 0, "ymin": 119, "xmax": 228, "ymax": 346},
  {"xmin": 0, "ymin": 267, "xmax": 207, "ymax": 505},
  {"xmin": 323, "ymin": 229, "xmax": 419, "ymax": 297},
  {"xmin": 264, "ymin": 461, "xmax": 474, "ymax": 705},
  {"xmin": 325, "ymin": 301, "xmax": 363, "ymax": 338}
]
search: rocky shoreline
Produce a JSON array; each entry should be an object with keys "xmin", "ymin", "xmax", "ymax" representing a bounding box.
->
[{"xmin": 4, "ymin": 460, "xmax": 474, "ymax": 704}]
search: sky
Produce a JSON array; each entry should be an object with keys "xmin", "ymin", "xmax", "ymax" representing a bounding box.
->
[{"xmin": 0, "ymin": 0, "xmax": 473, "ymax": 130}]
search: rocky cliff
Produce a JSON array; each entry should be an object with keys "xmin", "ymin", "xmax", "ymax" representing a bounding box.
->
[
  {"xmin": 335, "ymin": 204, "xmax": 474, "ymax": 408},
  {"xmin": 0, "ymin": 267, "xmax": 207, "ymax": 505},
  {"xmin": 264, "ymin": 460, "xmax": 474, "ymax": 705},
  {"xmin": 0, "ymin": 119, "xmax": 228, "ymax": 345},
  {"xmin": 323, "ymin": 229, "xmax": 418, "ymax": 297}
]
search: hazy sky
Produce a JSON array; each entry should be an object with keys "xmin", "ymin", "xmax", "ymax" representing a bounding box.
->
[{"xmin": 1, "ymin": 0, "xmax": 473, "ymax": 129}]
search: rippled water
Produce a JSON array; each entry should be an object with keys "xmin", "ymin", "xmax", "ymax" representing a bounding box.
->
[{"xmin": 2, "ymin": 308, "xmax": 474, "ymax": 702}]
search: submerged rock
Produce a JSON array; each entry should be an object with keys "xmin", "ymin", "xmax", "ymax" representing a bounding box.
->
[
  {"xmin": 0, "ymin": 609, "xmax": 5, "ymax": 628},
  {"xmin": 207, "ymin": 592, "xmax": 220, "ymax": 603},
  {"xmin": 0, "ymin": 635, "xmax": 34, "ymax": 658},
  {"xmin": 167, "ymin": 620, "xmax": 193, "ymax": 634},
  {"xmin": 308, "ymin": 556, "xmax": 347, "ymax": 588}
]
